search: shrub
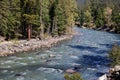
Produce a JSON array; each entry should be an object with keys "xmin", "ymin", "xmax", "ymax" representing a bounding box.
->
[
  {"xmin": 109, "ymin": 44, "xmax": 120, "ymax": 66},
  {"xmin": 64, "ymin": 73, "xmax": 83, "ymax": 80}
]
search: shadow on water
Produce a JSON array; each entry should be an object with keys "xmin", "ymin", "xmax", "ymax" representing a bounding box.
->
[
  {"xmin": 96, "ymin": 72, "xmax": 106, "ymax": 77},
  {"xmin": 68, "ymin": 45, "xmax": 108, "ymax": 54},
  {"xmin": 74, "ymin": 55, "xmax": 110, "ymax": 77},
  {"xmin": 99, "ymin": 43, "xmax": 113, "ymax": 48},
  {"xmin": 80, "ymin": 55, "xmax": 110, "ymax": 66}
]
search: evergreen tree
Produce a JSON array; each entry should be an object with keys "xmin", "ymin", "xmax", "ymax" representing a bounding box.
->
[
  {"xmin": 79, "ymin": 10, "xmax": 85, "ymax": 26},
  {"xmin": 84, "ymin": 10, "xmax": 92, "ymax": 27},
  {"xmin": 20, "ymin": 0, "xmax": 40, "ymax": 39},
  {"xmin": 0, "ymin": 0, "xmax": 78, "ymax": 40},
  {"xmin": 112, "ymin": 5, "xmax": 120, "ymax": 32},
  {"xmin": 0, "ymin": 0, "xmax": 10, "ymax": 37},
  {"xmin": 94, "ymin": 7, "xmax": 105, "ymax": 27},
  {"xmin": 0, "ymin": 0, "xmax": 20, "ymax": 40},
  {"xmin": 53, "ymin": 0, "xmax": 78, "ymax": 36}
]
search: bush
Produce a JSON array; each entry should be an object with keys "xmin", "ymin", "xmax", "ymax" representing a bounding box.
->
[
  {"xmin": 64, "ymin": 73, "xmax": 83, "ymax": 80},
  {"xmin": 109, "ymin": 44, "xmax": 120, "ymax": 66}
]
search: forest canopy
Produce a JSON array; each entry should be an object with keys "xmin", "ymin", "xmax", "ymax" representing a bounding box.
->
[
  {"xmin": 78, "ymin": 0, "xmax": 120, "ymax": 33},
  {"xmin": 0, "ymin": 0, "xmax": 78, "ymax": 40}
]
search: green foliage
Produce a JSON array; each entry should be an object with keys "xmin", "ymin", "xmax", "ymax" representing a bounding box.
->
[
  {"xmin": 109, "ymin": 44, "xmax": 120, "ymax": 66},
  {"xmin": 79, "ymin": 10, "xmax": 84, "ymax": 25},
  {"xmin": 0, "ymin": 0, "xmax": 78, "ymax": 40},
  {"xmin": 50, "ymin": 0, "xmax": 78, "ymax": 36},
  {"xmin": 64, "ymin": 73, "xmax": 83, "ymax": 80},
  {"xmin": 78, "ymin": 0, "xmax": 120, "ymax": 32},
  {"xmin": 90, "ymin": 1, "xmax": 105, "ymax": 27},
  {"xmin": 54, "ymin": 0, "xmax": 66, "ymax": 35},
  {"xmin": 112, "ymin": 7, "xmax": 120, "ymax": 32},
  {"xmin": 94, "ymin": 8, "xmax": 105, "ymax": 27},
  {"xmin": 0, "ymin": 0, "xmax": 20, "ymax": 39}
]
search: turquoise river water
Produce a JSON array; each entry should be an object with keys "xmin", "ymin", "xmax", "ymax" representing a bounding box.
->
[{"xmin": 0, "ymin": 27, "xmax": 120, "ymax": 80}]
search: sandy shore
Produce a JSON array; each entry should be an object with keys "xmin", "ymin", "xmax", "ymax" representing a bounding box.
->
[{"xmin": 0, "ymin": 35, "xmax": 73, "ymax": 56}]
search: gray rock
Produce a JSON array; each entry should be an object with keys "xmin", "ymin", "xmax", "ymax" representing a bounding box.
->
[
  {"xmin": 114, "ymin": 65, "xmax": 120, "ymax": 71},
  {"xmin": 98, "ymin": 74, "xmax": 107, "ymax": 80},
  {"xmin": 0, "ymin": 36, "xmax": 5, "ymax": 42},
  {"xmin": 65, "ymin": 69, "xmax": 76, "ymax": 74},
  {"xmin": 48, "ymin": 54, "xmax": 56, "ymax": 58}
]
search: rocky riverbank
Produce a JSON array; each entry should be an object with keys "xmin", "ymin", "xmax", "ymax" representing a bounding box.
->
[
  {"xmin": 0, "ymin": 35, "xmax": 73, "ymax": 56},
  {"xmin": 98, "ymin": 65, "xmax": 120, "ymax": 80},
  {"xmin": 80, "ymin": 26, "xmax": 120, "ymax": 34}
]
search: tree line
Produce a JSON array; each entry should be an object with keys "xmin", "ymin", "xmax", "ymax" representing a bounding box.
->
[
  {"xmin": 79, "ymin": 0, "xmax": 120, "ymax": 33},
  {"xmin": 0, "ymin": 0, "xmax": 78, "ymax": 40}
]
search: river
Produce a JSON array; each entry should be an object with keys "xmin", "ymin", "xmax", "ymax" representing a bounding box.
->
[{"xmin": 0, "ymin": 27, "xmax": 120, "ymax": 80}]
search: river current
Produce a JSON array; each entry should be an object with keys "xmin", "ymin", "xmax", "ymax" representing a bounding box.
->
[{"xmin": 0, "ymin": 27, "xmax": 120, "ymax": 80}]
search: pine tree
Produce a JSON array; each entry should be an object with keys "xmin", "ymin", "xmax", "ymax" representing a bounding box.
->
[
  {"xmin": 79, "ymin": 10, "xmax": 85, "ymax": 26},
  {"xmin": 0, "ymin": 0, "xmax": 10, "ymax": 37},
  {"xmin": 94, "ymin": 7, "xmax": 105, "ymax": 27},
  {"xmin": 0, "ymin": 0, "xmax": 20, "ymax": 40},
  {"xmin": 112, "ymin": 6, "xmax": 120, "ymax": 32},
  {"xmin": 0, "ymin": 0, "xmax": 78, "ymax": 40},
  {"xmin": 53, "ymin": 0, "xmax": 78, "ymax": 36},
  {"xmin": 20, "ymin": 0, "xmax": 40, "ymax": 40}
]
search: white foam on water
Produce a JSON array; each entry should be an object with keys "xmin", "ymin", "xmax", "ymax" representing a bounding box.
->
[
  {"xmin": 17, "ymin": 57, "xmax": 24, "ymax": 60},
  {"xmin": 20, "ymin": 72, "xmax": 27, "ymax": 75},
  {"xmin": 55, "ymin": 55, "xmax": 62, "ymax": 59},
  {"xmin": 31, "ymin": 61, "xmax": 36, "ymax": 63},
  {"xmin": 1, "ymin": 62, "xmax": 5, "ymax": 65},
  {"xmin": 56, "ymin": 69, "xmax": 63, "ymax": 73},
  {"xmin": 37, "ymin": 67, "xmax": 63, "ymax": 73},
  {"xmin": 9, "ymin": 56, "xmax": 17, "ymax": 59},
  {"xmin": 10, "ymin": 71, "xmax": 14, "ymax": 73},
  {"xmin": 49, "ymin": 61, "xmax": 60, "ymax": 65},
  {"xmin": 1, "ymin": 65, "xmax": 12, "ymax": 68},
  {"xmin": 83, "ymin": 50, "xmax": 91, "ymax": 54},
  {"xmin": 28, "ymin": 57, "xmax": 34, "ymax": 60},
  {"xmin": 19, "ymin": 63, "xmax": 27, "ymax": 66},
  {"xmin": 7, "ymin": 65, "xmax": 11, "ymax": 68},
  {"xmin": 16, "ymin": 77, "xmax": 25, "ymax": 80},
  {"xmin": 71, "ymin": 63, "xmax": 81, "ymax": 66},
  {"xmin": 46, "ymin": 50, "xmax": 53, "ymax": 53},
  {"xmin": 87, "ymin": 68, "xmax": 97, "ymax": 71},
  {"xmin": 2, "ymin": 70, "xmax": 8, "ymax": 73},
  {"xmin": 41, "ymin": 54, "xmax": 48, "ymax": 56},
  {"xmin": 4, "ymin": 60, "xmax": 14, "ymax": 64},
  {"xmin": 70, "ymin": 56, "xmax": 79, "ymax": 59}
]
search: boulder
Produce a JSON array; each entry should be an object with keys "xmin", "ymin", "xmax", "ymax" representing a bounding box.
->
[
  {"xmin": 48, "ymin": 54, "xmax": 56, "ymax": 58},
  {"xmin": 15, "ymin": 73, "xmax": 22, "ymax": 77},
  {"xmin": 98, "ymin": 74, "xmax": 107, "ymax": 80},
  {"xmin": 114, "ymin": 65, "xmax": 120, "ymax": 71},
  {"xmin": 0, "ymin": 36, "xmax": 5, "ymax": 42},
  {"xmin": 65, "ymin": 69, "xmax": 76, "ymax": 74}
]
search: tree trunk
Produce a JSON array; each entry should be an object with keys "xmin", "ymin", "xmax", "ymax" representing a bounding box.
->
[
  {"xmin": 28, "ymin": 25, "xmax": 31, "ymax": 41},
  {"xmin": 39, "ymin": 0, "xmax": 44, "ymax": 40}
]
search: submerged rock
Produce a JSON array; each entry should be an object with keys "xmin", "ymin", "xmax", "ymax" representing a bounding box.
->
[
  {"xmin": 37, "ymin": 67, "xmax": 63, "ymax": 73},
  {"xmin": 15, "ymin": 73, "xmax": 22, "ymax": 77},
  {"xmin": 48, "ymin": 54, "xmax": 56, "ymax": 58},
  {"xmin": 65, "ymin": 69, "xmax": 76, "ymax": 74}
]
